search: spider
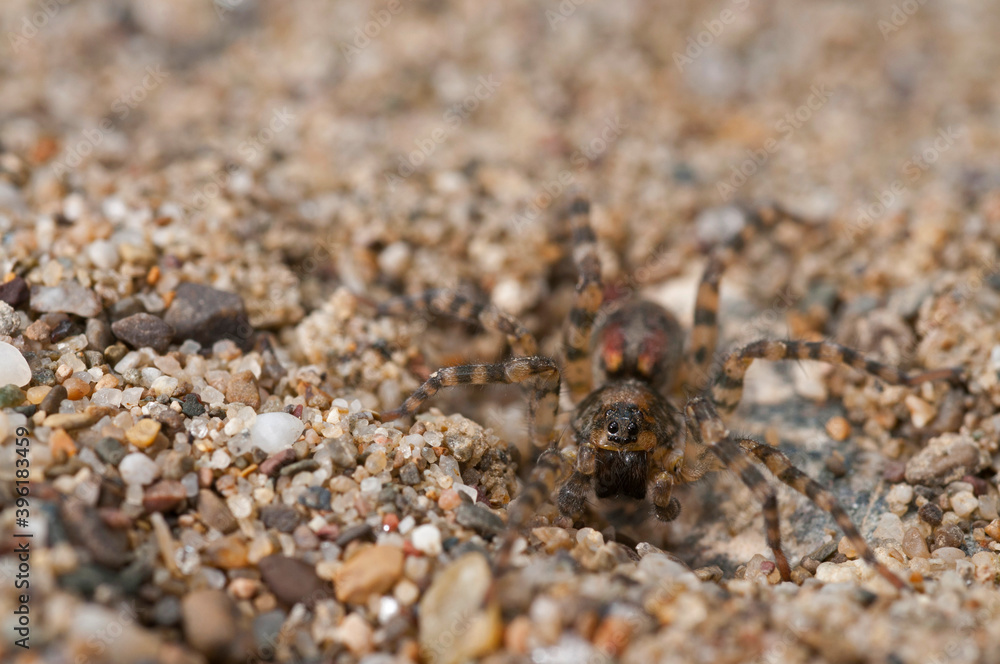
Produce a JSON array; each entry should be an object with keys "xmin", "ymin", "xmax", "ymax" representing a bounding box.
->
[{"xmin": 376, "ymin": 197, "xmax": 963, "ymax": 588}]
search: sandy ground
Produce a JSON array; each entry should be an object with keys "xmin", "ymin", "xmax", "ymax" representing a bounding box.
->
[{"xmin": 3, "ymin": 0, "xmax": 1000, "ymax": 662}]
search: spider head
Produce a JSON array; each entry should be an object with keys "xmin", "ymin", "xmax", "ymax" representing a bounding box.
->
[{"xmin": 596, "ymin": 404, "xmax": 655, "ymax": 451}]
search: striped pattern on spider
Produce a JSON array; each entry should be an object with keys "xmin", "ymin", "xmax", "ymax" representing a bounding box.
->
[{"xmin": 376, "ymin": 197, "xmax": 963, "ymax": 588}]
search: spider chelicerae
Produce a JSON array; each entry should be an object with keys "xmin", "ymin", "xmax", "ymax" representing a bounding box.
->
[{"xmin": 377, "ymin": 197, "xmax": 963, "ymax": 588}]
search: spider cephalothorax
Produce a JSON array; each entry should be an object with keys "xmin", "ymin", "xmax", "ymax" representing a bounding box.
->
[{"xmin": 377, "ymin": 197, "xmax": 963, "ymax": 588}]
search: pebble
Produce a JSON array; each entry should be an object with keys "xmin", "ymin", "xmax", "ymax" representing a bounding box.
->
[
  {"xmin": 251, "ymin": 412, "xmax": 305, "ymax": 454},
  {"xmin": 334, "ymin": 545, "xmax": 405, "ymax": 604},
  {"xmin": 0, "ymin": 276, "xmax": 29, "ymax": 307},
  {"xmin": 62, "ymin": 376, "xmax": 91, "ymax": 400},
  {"xmin": 164, "ymin": 283, "xmax": 251, "ymax": 347},
  {"xmin": 85, "ymin": 318, "xmax": 114, "ymax": 352},
  {"xmin": 438, "ymin": 489, "xmax": 461, "ymax": 510},
  {"xmin": 126, "ymin": 419, "xmax": 162, "ymax": 448},
  {"xmin": 0, "ymin": 384, "xmax": 25, "ymax": 408},
  {"xmin": 198, "ymin": 489, "xmax": 238, "ymax": 533},
  {"xmin": 325, "ymin": 435, "xmax": 357, "ymax": 468},
  {"xmin": 150, "ymin": 376, "xmax": 179, "ymax": 397},
  {"xmin": 258, "ymin": 554, "xmax": 332, "ymax": 607},
  {"xmin": 886, "ymin": 483, "xmax": 913, "ymax": 515},
  {"xmin": 918, "ymin": 502, "xmax": 944, "ymax": 526},
  {"xmin": 0, "ymin": 342, "xmax": 31, "ymax": 387},
  {"xmin": 204, "ymin": 534, "xmax": 250, "ymax": 568},
  {"xmin": 411, "ymin": 524, "xmax": 443, "ymax": 555},
  {"xmin": 43, "ymin": 411, "xmax": 97, "ymax": 429},
  {"xmin": 143, "ymin": 480, "xmax": 188, "ymax": 513},
  {"xmin": 400, "ymin": 463, "xmax": 421, "ymax": 485},
  {"xmin": 333, "ymin": 613, "xmax": 374, "ymax": 656},
  {"xmin": 824, "ymin": 415, "xmax": 851, "ymax": 441},
  {"xmin": 25, "ymin": 385, "xmax": 50, "ymax": 404},
  {"xmin": 181, "ymin": 393, "xmax": 206, "ymax": 417},
  {"xmin": 419, "ymin": 553, "xmax": 501, "ymax": 664},
  {"xmin": 260, "ymin": 504, "xmax": 301, "ymax": 533},
  {"xmin": 38, "ymin": 383, "xmax": 69, "ymax": 416},
  {"xmin": 258, "ymin": 448, "xmax": 297, "ymax": 477},
  {"xmin": 0, "ymin": 301, "xmax": 19, "ymax": 335},
  {"xmin": 950, "ymin": 491, "xmax": 979, "ymax": 518},
  {"xmin": 226, "ymin": 370, "xmax": 260, "ymax": 408},
  {"xmin": 23, "ymin": 319, "xmax": 50, "ymax": 341},
  {"xmin": 905, "ymin": 395, "xmax": 937, "ymax": 429},
  {"xmin": 933, "ymin": 524, "xmax": 965, "ymax": 550},
  {"xmin": 30, "ymin": 282, "xmax": 102, "ymax": 317},
  {"xmin": 904, "ymin": 433, "xmax": 984, "ymax": 486},
  {"xmin": 95, "ymin": 437, "xmax": 127, "ymax": 465},
  {"xmin": 455, "ymin": 503, "xmax": 505, "ymax": 538},
  {"xmin": 181, "ymin": 589, "xmax": 239, "ymax": 660},
  {"xmin": 903, "ymin": 527, "xmax": 931, "ymax": 559},
  {"xmin": 119, "ymin": 452, "xmax": 160, "ymax": 486},
  {"xmin": 299, "ymin": 486, "xmax": 331, "ymax": 511}
]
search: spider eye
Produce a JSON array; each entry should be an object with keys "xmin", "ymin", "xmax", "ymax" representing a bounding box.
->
[
  {"xmin": 627, "ymin": 422, "xmax": 639, "ymax": 436},
  {"xmin": 607, "ymin": 421, "xmax": 619, "ymax": 434}
]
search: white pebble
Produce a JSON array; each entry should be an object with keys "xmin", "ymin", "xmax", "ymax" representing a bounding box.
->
[
  {"xmin": 91, "ymin": 388, "xmax": 123, "ymax": 408},
  {"xmin": 119, "ymin": 453, "xmax": 160, "ymax": 486},
  {"xmin": 150, "ymin": 376, "xmax": 178, "ymax": 397},
  {"xmin": 0, "ymin": 341, "xmax": 32, "ymax": 387},
  {"xmin": 886, "ymin": 483, "xmax": 913, "ymax": 515},
  {"xmin": 951, "ymin": 490, "xmax": 979, "ymax": 519},
  {"xmin": 360, "ymin": 476, "xmax": 382, "ymax": 493},
  {"xmin": 398, "ymin": 515, "xmax": 416, "ymax": 534},
  {"xmin": 250, "ymin": 412, "xmax": 305, "ymax": 454},
  {"xmin": 200, "ymin": 385, "xmax": 225, "ymax": 406},
  {"xmin": 411, "ymin": 524, "xmax": 442, "ymax": 555},
  {"xmin": 227, "ymin": 494, "xmax": 253, "ymax": 519},
  {"xmin": 115, "ymin": 351, "xmax": 142, "ymax": 373},
  {"xmin": 121, "ymin": 386, "xmax": 144, "ymax": 408}
]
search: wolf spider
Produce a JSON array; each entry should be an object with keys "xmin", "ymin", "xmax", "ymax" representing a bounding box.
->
[{"xmin": 377, "ymin": 198, "xmax": 962, "ymax": 588}]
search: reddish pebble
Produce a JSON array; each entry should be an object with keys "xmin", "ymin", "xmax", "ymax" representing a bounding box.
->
[
  {"xmin": 383, "ymin": 513, "xmax": 400, "ymax": 532},
  {"xmin": 403, "ymin": 540, "xmax": 420, "ymax": 557},
  {"xmin": 63, "ymin": 376, "xmax": 92, "ymax": 400},
  {"xmin": 438, "ymin": 489, "xmax": 461, "ymax": 511}
]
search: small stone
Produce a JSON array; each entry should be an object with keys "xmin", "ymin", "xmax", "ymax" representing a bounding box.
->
[
  {"xmin": 905, "ymin": 395, "xmax": 937, "ymax": 429},
  {"xmin": 104, "ymin": 342, "xmax": 129, "ymax": 366},
  {"xmin": 933, "ymin": 524, "xmax": 964, "ymax": 550},
  {"xmin": 0, "ymin": 342, "xmax": 31, "ymax": 387},
  {"xmin": 25, "ymin": 385, "xmax": 50, "ymax": 405},
  {"xmin": 419, "ymin": 553, "xmax": 501, "ymax": 664},
  {"xmin": 258, "ymin": 448, "xmax": 297, "ymax": 477},
  {"xmin": 411, "ymin": 524, "xmax": 443, "ymax": 556},
  {"xmin": 95, "ymin": 437, "xmax": 127, "ymax": 466},
  {"xmin": 198, "ymin": 489, "xmax": 238, "ymax": 533},
  {"xmin": 251, "ymin": 412, "xmax": 304, "ymax": 453},
  {"xmin": 0, "ymin": 301, "xmax": 19, "ymax": 336},
  {"xmin": 49, "ymin": 428, "xmax": 77, "ymax": 459},
  {"xmin": 0, "ymin": 277, "xmax": 29, "ymax": 307},
  {"xmin": 150, "ymin": 376, "xmax": 179, "ymax": 397},
  {"xmin": 902, "ymin": 527, "xmax": 930, "ymax": 559},
  {"xmin": 299, "ymin": 486, "xmax": 331, "ymax": 511},
  {"xmin": 43, "ymin": 411, "xmax": 97, "ymax": 429},
  {"xmin": 334, "ymin": 545, "xmax": 405, "ymax": 604},
  {"xmin": 933, "ymin": 546, "xmax": 967, "ymax": 563},
  {"xmin": 143, "ymin": 480, "xmax": 188, "ymax": 513},
  {"xmin": 119, "ymin": 452, "xmax": 160, "ymax": 486},
  {"xmin": 455, "ymin": 503, "xmax": 504, "ymax": 538},
  {"xmin": 181, "ymin": 393, "xmax": 206, "ymax": 417},
  {"xmin": 30, "ymin": 282, "xmax": 102, "ymax": 317},
  {"xmin": 181, "ymin": 589, "xmax": 239, "ymax": 660},
  {"xmin": 258, "ymin": 554, "xmax": 332, "ymax": 607},
  {"xmin": 332, "ymin": 613, "xmax": 373, "ymax": 656},
  {"xmin": 951, "ymin": 490, "xmax": 979, "ymax": 518},
  {"xmin": 30, "ymin": 368, "xmax": 56, "ymax": 387},
  {"xmin": 438, "ymin": 489, "xmax": 461, "ymax": 511},
  {"xmin": 886, "ymin": 483, "xmax": 913, "ymax": 516},
  {"xmin": 986, "ymin": 520, "xmax": 1000, "ymax": 542},
  {"xmin": 226, "ymin": 370, "xmax": 260, "ymax": 408},
  {"xmin": 260, "ymin": 504, "xmax": 301, "ymax": 533},
  {"xmin": 111, "ymin": 313, "xmax": 174, "ymax": 354},
  {"xmin": 204, "ymin": 534, "xmax": 250, "ymax": 568},
  {"xmin": 919, "ymin": 502, "xmax": 944, "ymax": 526},
  {"xmin": 165, "ymin": 283, "xmax": 251, "ymax": 348},
  {"xmin": 126, "ymin": 419, "xmax": 162, "ymax": 448},
  {"xmin": 24, "ymin": 319, "xmax": 51, "ymax": 341},
  {"xmin": 905, "ymin": 433, "xmax": 985, "ymax": 487},
  {"xmin": 278, "ymin": 459, "xmax": 319, "ymax": 477},
  {"xmin": 0, "ymin": 384, "xmax": 25, "ymax": 408},
  {"xmin": 400, "ymin": 463, "xmax": 421, "ymax": 485},
  {"xmin": 62, "ymin": 376, "xmax": 91, "ymax": 400},
  {"xmin": 85, "ymin": 318, "xmax": 114, "ymax": 352},
  {"xmin": 325, "ymin": 435, "xmax": 357, "ymax": 468}
]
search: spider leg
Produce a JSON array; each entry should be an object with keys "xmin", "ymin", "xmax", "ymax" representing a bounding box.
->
[
  {"xmin": 710, "ymin": 339, "xmax": 964, "ymax": 416},
  {"xmin": 377, "ymin": 288, "xmax": 538, "ymax": 357},
  {"xmin": 686, "ymin": 396, "xmax": 905, "ymax": 589},
  {"xmin": 735, "ymin": 435, "xmax": 909, "ymax": 589},
  {"xmin": 681, "ymin": 203, "xmax": 813, "ymax": 394},
  {"xmin": 381, "ymin": 356, "xmax": 560, "ymax": 446},
  {"xmin": 563, "ymin": 197, "xmax": 604, "ymax": 401}
]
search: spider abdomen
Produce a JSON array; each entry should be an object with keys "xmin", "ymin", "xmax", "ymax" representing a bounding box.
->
[{"xmin": 594, "ymin": 300, "xmax": 683, "ymax": 392}]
